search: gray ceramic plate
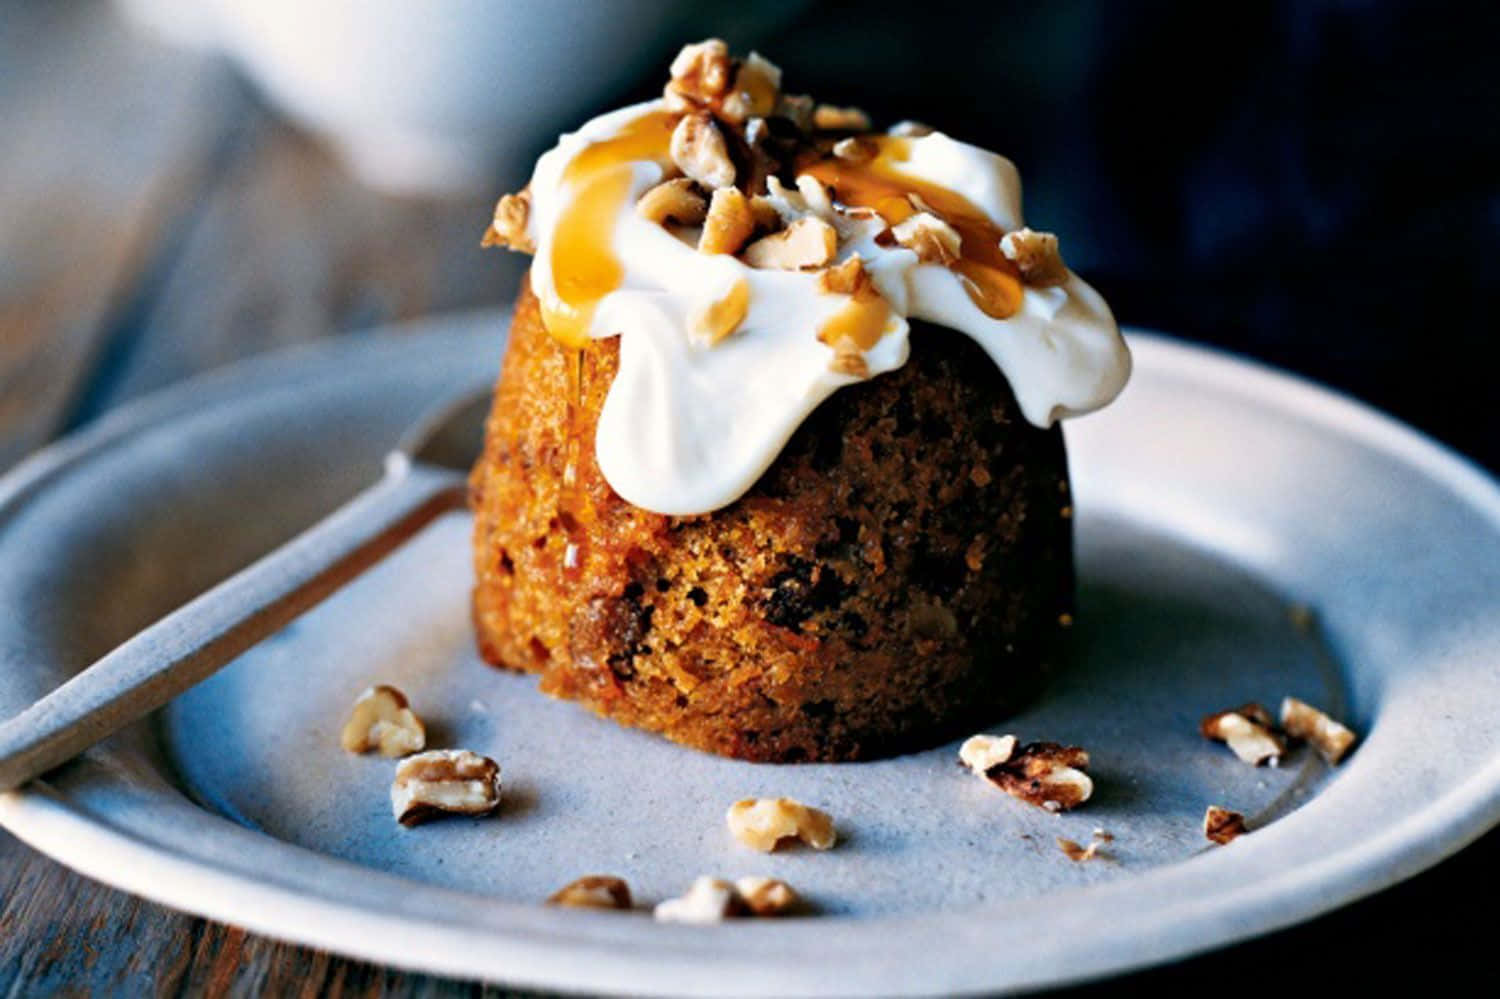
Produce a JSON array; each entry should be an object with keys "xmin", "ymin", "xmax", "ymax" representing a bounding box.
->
[{"xmin": 2, "ymin": 311, "xmax": 1498, "ymax": 997}]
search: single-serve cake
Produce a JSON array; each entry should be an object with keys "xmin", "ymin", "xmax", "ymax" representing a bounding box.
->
[{"xmin": 472, "ymin": 41, "xmax": 1130, "ymax": 761}]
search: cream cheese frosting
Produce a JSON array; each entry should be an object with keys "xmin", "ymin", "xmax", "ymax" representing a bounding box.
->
[{"xmin": 515, "ymin": 99, "xmax": 1130, "ymax": 516}]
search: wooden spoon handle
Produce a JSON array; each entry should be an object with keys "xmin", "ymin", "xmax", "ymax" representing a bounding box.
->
[{"xmin": 0, "ymin": 460, "xmax": 467, "ymax": 792}]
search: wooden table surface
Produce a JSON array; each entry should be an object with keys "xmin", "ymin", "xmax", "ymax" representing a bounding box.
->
[{"xmin": 1, "ymin": 2, "xmax": 1493, "ymax": 994}]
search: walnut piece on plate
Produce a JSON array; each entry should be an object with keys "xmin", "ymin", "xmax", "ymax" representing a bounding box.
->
[
  {"xmin": 1201, "ymin": 703, "xmax": 1286, "ymax": 766},
  {"xmin": 390, "ymin": 749, "xmax": 501, "ymax": 827},
  {"xmin": 548, "ymin": 875, "xmax": 633, "ymax": 910},
  {"xmin": 340, "ymin": 685, "xmax": 425, "ymax": 758},
  {"xmin": 1280, "ymin": 696, "xmax": 1357, "ymax": 763},
  {"xmin": 726, "ymin": 797, "xmax": 836, "ymax": 852}
]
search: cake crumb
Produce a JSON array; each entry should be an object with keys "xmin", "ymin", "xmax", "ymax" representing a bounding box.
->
[{"xmin": 1057, "ymin": 837, "xmax": 1103, "ymax": 862}]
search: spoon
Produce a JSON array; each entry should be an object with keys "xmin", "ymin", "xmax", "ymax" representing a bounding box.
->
[{"xmin": 0, "ymin": 386, "xmax": 492, "ymax": 793}]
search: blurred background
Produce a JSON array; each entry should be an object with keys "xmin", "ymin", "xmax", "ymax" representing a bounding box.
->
[
  {"xmin": 0, "ymin": 0, "xmax": 1496, "ymax": 992},
  {"xmin": 2, "ymin": 0, "xmax": 1496, "ymax": 474}
]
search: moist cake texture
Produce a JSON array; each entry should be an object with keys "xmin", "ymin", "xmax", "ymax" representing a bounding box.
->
[{"xmin": 470, "ymin": 281, "xmax": 1073, "ymax": 761}]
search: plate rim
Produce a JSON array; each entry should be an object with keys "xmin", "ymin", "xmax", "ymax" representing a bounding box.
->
[{"xmin": 2, "ymin": 314, "xmax": 1499, "ymax": 996}]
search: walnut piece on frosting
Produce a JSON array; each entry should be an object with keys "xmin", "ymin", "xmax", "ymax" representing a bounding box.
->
[
  {"xmin": 726, "ymin": 796, "xmax": 837, "ymax": 852},
  {"xmin": 666, "ymin": 38, "xmax": 733, "ymax": 106},
  {"xmin": 813, "ymin": 104, "xmax": 872, "ymax": 132},
  {"xmin": 775, "ymin": 93, "xmax": 816, "ymax": 132},
  {"xmin": 1280, "ymin": 697, "xmax": 1357, "ymax": 764},
  {"xmin": 817, "ymin": 255, "xmax": 871, "ymax": 296},
  {"xmin": 391, "ymin": 749, "xmax": 501, "ymax": 827},
  {"xmin": 1000, "ymin": 227, "xmax": 1068, "ymax": 287},
  {"xmin": 892, "ymin": 212, "xmax": 962, "ymax": 265},
  {"xmin": 691, "ymin": 277, "xmax": 750, "ymax": 346},
  {"xmin": 1201, "ymin": 703, "xmax": 1286, "ymax": 767},
  {"xmin": 720, "ymin": 52, "xmax": 782, "ymax": 122},
  {"xmin": 833, "ymin": 136, "xmax": 877, "ymax": 164},
  {"xmin": 481, "ymin": 189, "xmax": 533, "ymax": 254},
  {"xmin": 742, "ymin": 216, "xmax": 837, "ymax": 270},
  {"xmin": 828, "ymin": 339, "xmax": 871, "ymax": 379},
  {"xmin": 637, "ymin": 178, "xmax": 708, "ymax": 226},
  {"xmin": 699, "ymin": 187, "xmax": 757, "ymax": 255},
  {"xmin": 340, "ymin": 685, "xmax": 425, "ymax": 758},
  {"xmin": 670, "ymin": 112, "xmax": 736, "ymax": 190},
  {"xmin": 889, "ymin": 120, "xmax": 934, "ymax": 137}
]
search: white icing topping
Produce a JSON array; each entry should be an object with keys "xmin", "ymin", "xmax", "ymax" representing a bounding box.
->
[{"xmin": 524, "ymin": 100, "xmax": 1130, "ymax": 515}]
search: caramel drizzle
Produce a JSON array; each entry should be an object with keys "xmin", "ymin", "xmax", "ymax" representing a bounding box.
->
[
  {"xmin": 800, "ymin": 137, "xmax": 1025, "ymax": 320},
  {"xmin": 543, "ymin": 111, "xmax": 678, "ymax": 348}
]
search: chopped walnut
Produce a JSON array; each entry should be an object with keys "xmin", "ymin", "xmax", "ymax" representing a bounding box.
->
[
  {"xmin": 666, "ymin": 39, "xmax": 732, "ymax": 105},
  {"xmin": 796, "ymin": 175, "xmax": 840, "ymax": 220},
  {"xmin": 670, "ymin": 112, "xmax": 736, "ymax": 190},
  {"xmin": 756, "ymin": 176, "xmax": 810, "ymax": 227},
  {"xmin": 982, "ymin": 741, "xmax": 1094, "ymax": 811},
  {"xmin": 1201, "ymin": 704, "xmax": 1286, "ymax": 766},
  {"xmin": 699, "ymin": 187, "xmax": 756, "ymax": 255},
  {"xmin": 548, "ymin": 875, "xmax": 633, "ymax": 910},
  {"xmin": 1000, "ymin": 227, "xmax": 1068, "ymax": 287},
  {"xmin": 958, "ymin": 733, "xmax": 1018, "ymax": 775},
  {"xmin": 892, "ymin": 212, "xmax": 962, "ymax": 265},
  {"xmin": 828, "ymin": 338, "xmax": 870, "ymax": 379},
  {"xmin": 1280, "ymin": 697, "xmax": 1357, "ymax": 764},
  {"xmin": 637, "ymin": 178, "xmax": 707, "ymax": 226},
  {"xmin": 726, "ymin": 797, "xmax": 837, "ymax": 852},
  {"xmin": 775, "ymin": 93, "xmax": 816, "ymax": 132},
  {"xmin": 1238, "ymin": 702, "xmax": 1278, "ymax": 728},
  {"xmin": 742, "ymin": 216, "xmax": 837, "ymax": 270},
  {"xmin": 653, "ymin": 877, "xmax": 747, "ymax": 924},
  {"xmin": 813, "ymin": 104, "xmax": 872, "ymax": 132},
  {"xmin": 390, "ymin": 749, "xmax": 502, "ymax": 827},
  {"xmin": 720, "ymin": 52, "xmax": 782, "ymax": 122},
  {"xmin": 832, "ymin": 136, "xmax": 877, "ymax": 164},
  {"xmin": 691, "ymin": 277, "xmax": 750, "ymax": 346},
  {"xmin": 734, "ymin": 876, "xmax": 800, "ymax": 916},
  {"xmin": 481, "ymin": 189, "xmax": 533, "ymax": 253},
  {"xmin": 1203, "ymin": 805, "xmax": 1247, "ymax": 845},
  {"xmin": 1056, "ymin": 837, "xmax": 1102, "ymax": 862},
  {"xmin": 817, "ymin": 255, "xmax": 872, "ymax": 296},
  {"xmin": 748, "ymin": 194, "xmax": 783, "ymax": 231},
  {"xmin": 888, "ymin": 120, "xmax": 935, "ymax": 138},
  {"xmin": 340, "ymin": 685, "xmax": 425, "ymax": 758},
  {"xmin": 744, "ymin": 115, "xmax": 769, "ymax": 147}
]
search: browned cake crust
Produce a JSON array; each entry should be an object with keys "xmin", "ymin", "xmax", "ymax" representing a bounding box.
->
[{"xmin": 469, "ymin": 277, "xmax": 1074, "ymax": 762}]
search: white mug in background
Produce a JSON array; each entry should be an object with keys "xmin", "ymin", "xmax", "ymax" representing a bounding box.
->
[{"xmin": 117, "ymin": 0, "xmax": 808, "ymax": 194}]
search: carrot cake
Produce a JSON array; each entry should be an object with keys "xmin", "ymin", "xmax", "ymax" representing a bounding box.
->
[{"xmin": 471, "ymin": 40, "xmax": 1130, "ymax": 761}]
